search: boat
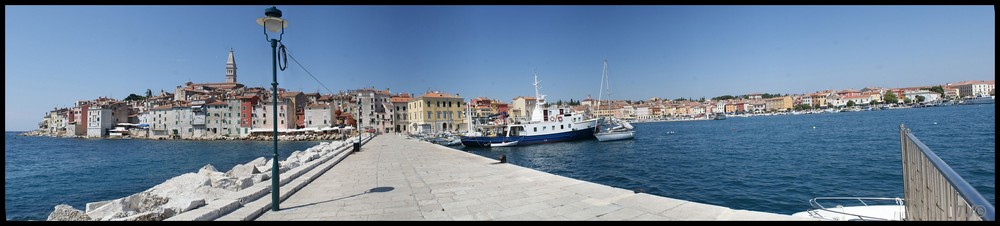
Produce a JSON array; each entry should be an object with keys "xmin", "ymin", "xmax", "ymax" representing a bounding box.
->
[
  {"xmin": 714, "ymin": 112, "xmax": 727, "ymax": 120},
  {"xmin": 488, "ymin": 141, "xmax": 519, "ymax": 147},
  {"xmin": 593, "ymin": 59, "xmax": 635, "ymax": 142},
  {"xmin": 793, "ymin": 197, "xmax": 905, "ymax": 221},
  {"xmin": 460, "ymin": 73, "xmax": 598, "ymax": 147},
  {"xmin": 961, "ymin": 94, "xmax": 995, "ymax": 105}
]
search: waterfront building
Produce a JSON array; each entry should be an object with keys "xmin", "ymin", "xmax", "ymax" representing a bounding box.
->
[
  {"xmin": 149, "ymin": 105, "xmax": 172, "ymax": 137},
  {"xmin": 238, "ymin": 95, "xmax": 260, "ymax": 130},
  {"xmin": 944, "ymin": 88, "xmax": 960, "ymax": 99},
  {"xmin": 904, "ymin": 90, "xmax": 941, "ymax": 103},
  {"xmin": 957, "ymin": 81, "xmax": 995, "ymax": 97},
  {"xmin": 407, "ymin": 91, "xmax": 465, "ymax": 134},
  {"xmin": 725, "ymin": 103, "xmax": 738, "ymax": 114},
  {"xmin": 390, "ymin": 94, "xmax": 411, "ymax": 133},
  {"xmin": 635, "ymin": 106, "xmax": 653, "ymax": 120},
  {"xmin": 349, "ymin": 88, "xmax": 391, "ymax": 132},
  {"xmin": 764, "ymin": 96, "xmax": 792, "ymax": 112},
  {"xmin": 807, "ymin": 93, "xmax": 829, "ymax": 108},
  {"xmin": 750, "ymin": 101, "xmax": 766, "ymax": 114},
  {"xmin": 86, "ymin": 106, "xmax": 115, "ymax": 138},
  {"xmin": 280, "ymin": 91, "xmax": 307, "ymax": 129},
  {"xmin": 304, "ymin": 103, "xmax": 335, "ymax": 129},
  {"xmin": 47, "ymin": 108, "xmax": 69, "ymax": 136},
  {"xmin": 252, "ymin": 98, "xmax": 295, "ymax": 131}
]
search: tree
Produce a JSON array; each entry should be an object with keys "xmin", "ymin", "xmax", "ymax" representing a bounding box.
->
[
  {"xmin": 712, "ymin": 95, "xmax": 736, "ymax": 101},
  {"xmin": 124, "ymin": 93, "xmax": 146, "ymax": 101},
  {"xmin": 869, "ymin": 100, "xmax": 879, "ymax": 106},
  {"xmin": 927, "ymin": 86, "xmax": 945, "ymax": 96},
  {"xmin": 826, "ymin": 103, "xmax": 834, "ymax": 109},
  {"xmin": 146, "ymin": 89, "xmax": 153, "ymax": 98},
  {"xmin": 797, "ymin": 104, "xmax": 811, "ymax": 110},
  {"xmin": 883, "ymin": 92, "xmax": 898, "ymax": 104},
  {"xmin": 915, "ymin": 95, "xmax": 925, "ymax": 103},
  {"xmin": 847, "ymin": 100, "xmax": 856, "ymax": 107},
  {"xmin": 903, "ymin": 98, "xmax": 912, "ymax": 104},
  {"xmin": 673, "ymin": 98, "xmax": 686, "ymax": 102}
]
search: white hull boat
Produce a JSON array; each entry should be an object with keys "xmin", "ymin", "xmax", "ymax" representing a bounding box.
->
[
  {"xmin": 792, "ymin": 197, "xmax": 905, "ymax": 221},
  {"xmin": 596, "ymin": 130, "xmax": 634, "ymax": 142}
]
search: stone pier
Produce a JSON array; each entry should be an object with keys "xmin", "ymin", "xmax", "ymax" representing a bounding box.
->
[{"xmin": 243, "ymin": 134, "xmax": 809, "ymax": 221}]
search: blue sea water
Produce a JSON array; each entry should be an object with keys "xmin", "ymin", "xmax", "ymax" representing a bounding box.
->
[
  {"xmin": 4, "ymin": 136, "xmax": 320, "ymax": 221},
  {"xmin": 4, "ymin": 104, "xmax": 994, "ymax": 220},
  {"xmin": 463, "ymin": 104, "xmax": 995, "ymax": 215}
]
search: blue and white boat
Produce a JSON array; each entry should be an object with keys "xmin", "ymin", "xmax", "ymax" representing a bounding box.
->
[{"xmin": 461, "ymin": 74, "xmax": 598, "ymax": 147}]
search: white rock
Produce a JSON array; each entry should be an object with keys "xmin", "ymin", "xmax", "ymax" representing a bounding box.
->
[
  {"xmin": 249, "ymin": 157, "xmax": 268, "ymax": 168},
  {"xmin": 47, "ymin": 204, "xmax": 92, "ymax": 221},
  {"xmin": 197, "ymin": 164, "xmax": 218, "ymax": 175},
  {"xmin": 85, "ymin": 200, "xmax": 113, "ymax": 213},
  {"xmin": 280, "ymin": 160, "xmax": 301, "ymax": 170},
  {"xmin": 161, "ymin": 198, "xmax": 205, "ymax": 214},
  {"xmin": 225, "ymin": 163, "xmax": 260, "ymax": 178}
]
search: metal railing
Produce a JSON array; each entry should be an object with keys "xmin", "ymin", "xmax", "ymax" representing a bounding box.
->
[{"xmin": 900, "ymin": 124, "xmax": 995, "ymax": 221}]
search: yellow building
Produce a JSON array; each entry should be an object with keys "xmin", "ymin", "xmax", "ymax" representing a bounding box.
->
[
  {"xmin": 809, "ymin": 94, "xmax": 828, "ymax": 108},
  {"xmin": 509, "ymin": 96, "xmax": 537, "ymax": 122},
  {"xmin": 407, "ymin": 91, "xmax": 465, "ymax": 133},
  {"xmin": 764, "ymin": 96, "xmax": 793, "ymax": 112}
]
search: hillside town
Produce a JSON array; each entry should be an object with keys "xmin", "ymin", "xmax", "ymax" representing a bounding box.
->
[{"xmin": 25, "ymin": 50, "xmax": 995, "ymax": 140}]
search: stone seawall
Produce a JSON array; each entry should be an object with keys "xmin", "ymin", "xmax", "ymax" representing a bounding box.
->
[{"xmin": 45, "ymin": 134, "xmax": 375, "ymax": 221}]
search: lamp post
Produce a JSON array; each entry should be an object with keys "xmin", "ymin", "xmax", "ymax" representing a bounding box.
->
[
  {"xmin": 354, "ymin": 93, "xmax": 362, "ymax": 152},
  {"xmin": 257, "ymin": 5, "xmax": 287, "ymax": 212}
]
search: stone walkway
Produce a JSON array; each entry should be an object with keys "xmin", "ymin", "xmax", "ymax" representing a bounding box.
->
[{"xmin": 254, "ymin": 134, "xmax": 810, "ymax": 220}]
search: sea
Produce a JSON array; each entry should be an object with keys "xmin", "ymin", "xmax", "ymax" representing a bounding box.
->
[
  {"xmin": 5, "ymin": 104, "xmax": 994, "ymax": 220},
  {"xmin": 462, "ymin": 104, "xmax": 995, "ymax": 215}
]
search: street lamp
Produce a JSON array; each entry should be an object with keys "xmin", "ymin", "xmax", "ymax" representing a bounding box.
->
[
  {"xmin": 355, "ymin": 93, "xmax": 362, "ymax": 152},
  {"xmin": 257, "ymin": 5, "xmax": 287, "ymax": 212}
]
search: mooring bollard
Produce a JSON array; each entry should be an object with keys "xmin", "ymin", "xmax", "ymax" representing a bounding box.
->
[{"xmin": 499, "ymin": 154, "xmax": 507, "ymax": 163}]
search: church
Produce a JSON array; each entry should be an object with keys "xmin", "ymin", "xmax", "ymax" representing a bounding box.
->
[{"xmin": 174, "ymin": 49, "xmax": 246, "ymax": 101}]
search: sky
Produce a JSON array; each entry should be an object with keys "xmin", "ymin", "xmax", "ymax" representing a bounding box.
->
[{"xmin": 5, "ymin": 5, "xmax": 995, "ymax": 131}]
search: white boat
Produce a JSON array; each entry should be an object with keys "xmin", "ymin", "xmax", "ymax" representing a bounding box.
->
[
  {"xmin": 488, "ymin": 141, "xmax": 519, "ymax": 147},
  {"xmin": 595, "ymin": 129, "xmax": 635, "ymax": 142},
  {"xmin": 792, "ymin": 197, "xmax": 905, "ymax": 221},
  {"xmin": 593, "ymin": 59, "xmax": 635, "ymax": 142},
  {"xmin": 961, "ymin": 94, "xmax": 995, "ymax": 105},
  {"xmin": 460, "ymin": 73, "xmax": 598, "ymax": 147}
]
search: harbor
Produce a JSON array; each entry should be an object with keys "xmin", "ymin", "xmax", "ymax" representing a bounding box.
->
[{"xmin": 6, "ymin": 6, "xmax": 996, "ymax": 221}]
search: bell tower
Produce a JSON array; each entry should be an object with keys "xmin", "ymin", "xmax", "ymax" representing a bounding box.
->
[{"xmin": 226, "ymin": 48, "xmax": 237, "ymax": 83}]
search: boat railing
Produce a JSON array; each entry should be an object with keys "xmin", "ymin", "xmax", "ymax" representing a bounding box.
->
[
  {"xmin": 900, "ymin": 124, "xmax": 995, "ymax": 221},
  {"xmin": 807, "ymin": 197, "xmax": 904, "ymax": 221}
]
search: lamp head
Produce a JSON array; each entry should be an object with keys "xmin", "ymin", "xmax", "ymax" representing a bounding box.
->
[{"xmin": 256, "ymin": 6, "xmax": 288, "ymax": 34}]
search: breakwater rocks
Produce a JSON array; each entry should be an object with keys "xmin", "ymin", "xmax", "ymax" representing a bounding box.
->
[{"xmin": 46, "ymin": 137, "xmax": 363, "ymax": 221}]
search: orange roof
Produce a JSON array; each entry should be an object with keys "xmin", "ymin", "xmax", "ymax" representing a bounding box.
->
[{"xmin": 390, "ymin": 97, "xmax": 411, "ymax": 103}]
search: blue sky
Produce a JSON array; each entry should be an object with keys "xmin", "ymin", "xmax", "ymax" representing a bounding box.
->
[{"xmin": 5, "ymin": 6, "xmax": 995, "ymax": 131}]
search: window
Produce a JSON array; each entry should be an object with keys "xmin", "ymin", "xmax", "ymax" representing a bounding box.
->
[{"xmin": 561, "ymin": 125, "xmax": 564, "ymax": 129}]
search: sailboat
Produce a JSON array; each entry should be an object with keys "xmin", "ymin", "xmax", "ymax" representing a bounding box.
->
[{"xmin": 594, "ymin": 59, "xmax": 635, "ymax": 142}]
